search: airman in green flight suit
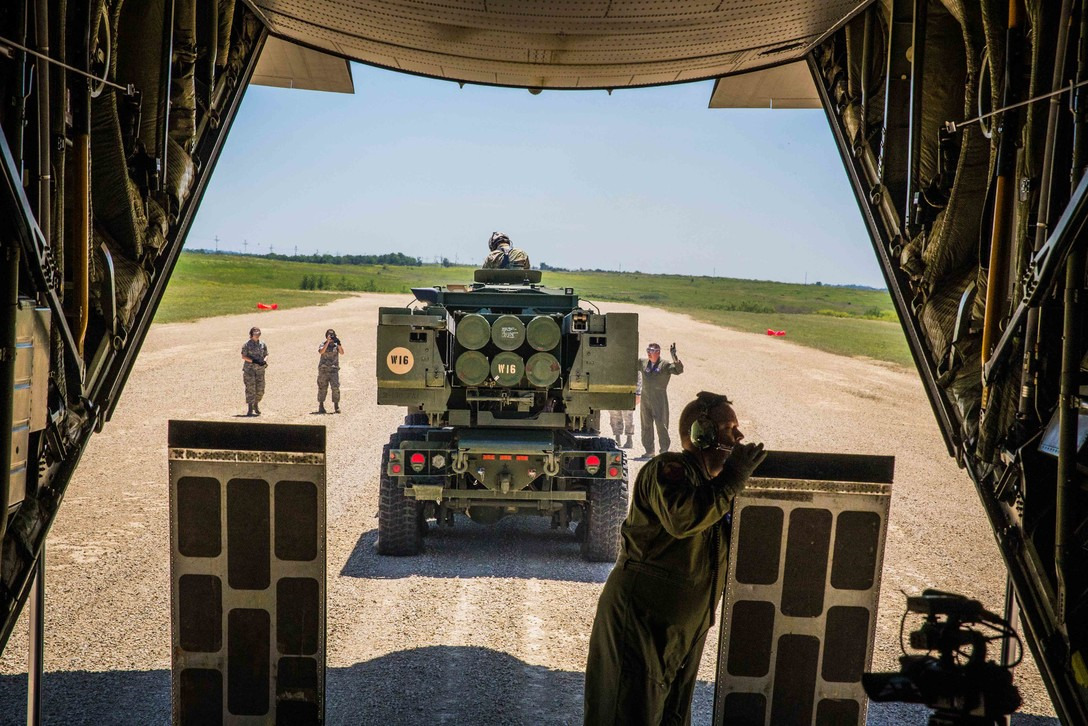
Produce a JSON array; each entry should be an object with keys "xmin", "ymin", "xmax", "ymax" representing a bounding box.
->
[
  {"xmin": 584, "ymin": 391, "xmax": 767, "ymax": 726},
  {"xmin": 637, "ymin": 342, "xmax": 684, "ymax": 459}
]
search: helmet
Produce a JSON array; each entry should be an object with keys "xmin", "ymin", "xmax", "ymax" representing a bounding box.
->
[
  {"xmin": 646, "ymin": 343, "xmax": 661, "ymax": 353},
  {"xmin": 249, "ymin": 327, "xmax": 262, "ymax": 336},
  {"xmin": 489, "ymin": 232, "xmax": 511, "ymax": 251}
]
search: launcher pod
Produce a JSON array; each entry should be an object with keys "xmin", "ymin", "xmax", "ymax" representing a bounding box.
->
[{"xmin": 375, "ymin": 268, "xmax": 637, "ymax": 561}]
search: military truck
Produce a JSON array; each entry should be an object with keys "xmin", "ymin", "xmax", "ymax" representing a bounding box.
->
[{"xmin": 374, "ymin": 268, "xmax": 637, "ymax": 561}]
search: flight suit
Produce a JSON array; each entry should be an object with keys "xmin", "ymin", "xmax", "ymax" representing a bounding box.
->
[
  {"xmin": 317, "ymin": 339, "xmax": 341, "ymax": 407},
  {"xmin": 639, "ymin": 357, "xmax": 683, "ymax": 454},
  {"xmin": 241, "ymin": 339, "xmax": 267, "ymax": 406},
  {"xmin": 482, "ymin": 245, "xmax": 531, "ymax": 269},
  {"xmin": 584, "ymin": 451, "xmax": 740, "ymax": 726}
]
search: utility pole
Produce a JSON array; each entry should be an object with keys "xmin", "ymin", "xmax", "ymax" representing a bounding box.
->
[
  {"xmin": 243, "ymin": 239, "xmax": 248, "ymax": 255},
  {"xmin": 294, "ymin": 244, "xmax": 298, "ymax": 257},
  {"xmin": 269, "ymin": 243, "xmax": 273, "ymax": 255},
  {"xmin": 214, "ymin": 235, "xmax": 219, "ymax": 253}
]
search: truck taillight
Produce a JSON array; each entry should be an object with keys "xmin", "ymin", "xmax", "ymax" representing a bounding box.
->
[
  {"xmin": 391, "ymin": 463, "xmax": 402, "ymax": 474},
  {"xmin": 410, "ymin": 452, "xmax": 426, "ymax": 472},
  {"xmin": 585, "ymin": 455, "xmax": 601, "ymax": 475},
  {"xmin": 608, "ymin": 466, "xmax": 619, "ymax": 478}
]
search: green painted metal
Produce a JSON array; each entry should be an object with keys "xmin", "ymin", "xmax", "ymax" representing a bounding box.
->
[
  {"xmin": 525, "ymin": 351, "xmax": 561, "ymax": 388},
  {"xmin": 455, "ymin": 350, "xmax": 489, "ymax": 385},
  {"xmin": 490, "ymin": 351, "xmax": 524, "ymax": 387},
  {"xmin": 526, "ymin": 315, "xmax": 561, "ymax": 351},
  {"xmin": 490, "ymin": 314, "xmax": 526, "ymax": 350},
  {"xmin": 455, "ymin": 313, "xmax": 490, "ymax": 350}
]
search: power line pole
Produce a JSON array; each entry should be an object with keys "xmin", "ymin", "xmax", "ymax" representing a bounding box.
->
[
  {"xmin": 214, "ymin": 235, "xmax": 219, "ymax": 253},
  {"xmin": 243, "ymin": 239, "xmax": 248, "ymax": 255},
  {"xmin": 294, "ymin": 244, "xmax": 298, "ymax": 257},
  {"xmin": 269, "ymin": 243, "xmax": 273, "ymax": 255}
]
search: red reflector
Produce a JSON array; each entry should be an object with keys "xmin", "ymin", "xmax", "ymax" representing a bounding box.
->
[
  {"xmin": 389, "ymin": 452, "xmax": 398, "ymax": 460},
  {"xmin": 499, "ymin": 455, "xmax": 513, "ymax": 461},
  {"xmin": 611, "ymin": 454, "xmax": 622, "ymax": 463},
  {"xmin": 483, "ymin": 454, "xmax": 496, "ymax": 460},
  {"xmin": 608, "ymin": 467, "xmax": 619, "ymax": 477},
  {"xmin": 586, "ymin": 455, "xmax": 601, "ymax": 468},
  {"xmin": 391, "ymin": 464, "xmax": 402, "ymax": 474},
  {"xmin": 410, "ymin": 453, "xmax": 426, "ymax": 465}
]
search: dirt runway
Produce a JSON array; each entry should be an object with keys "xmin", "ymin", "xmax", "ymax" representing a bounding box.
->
[{"xmin": 0, "ymin": 293, "xmax": 1059, "ymax": 724}]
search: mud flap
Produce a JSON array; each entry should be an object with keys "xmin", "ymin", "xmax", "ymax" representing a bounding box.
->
[
  {"xmin": 713, "ymin": 451, "xmax": 894, "ymax": 726},
  {"xmin": 168, "ymin": 420, "xmax": 327, "ymax": 725}
]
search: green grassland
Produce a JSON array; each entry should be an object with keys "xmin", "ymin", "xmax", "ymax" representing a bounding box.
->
[{"xmin": 158, "ymin": 252, "xmax": 912, "ymax": 367}]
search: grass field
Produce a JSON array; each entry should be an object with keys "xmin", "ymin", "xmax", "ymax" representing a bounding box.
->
[{"xmin": 158, "ymin": 252, "xmax": 912, "ymax": 366}]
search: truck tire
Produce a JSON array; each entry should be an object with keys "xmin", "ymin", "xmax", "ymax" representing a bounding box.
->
[
  {"xmin": 377, "ymin": 435, "xmax": 422, "ymax": 556},
  {"xmin": 581, "ymin": 477, "xmax": 628, "ymax": 562}
]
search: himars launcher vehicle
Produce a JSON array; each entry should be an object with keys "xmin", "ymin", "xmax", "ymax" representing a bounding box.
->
[{"xmin": 374, "ymin": 268, "xmax": 637, "ymax": 561}]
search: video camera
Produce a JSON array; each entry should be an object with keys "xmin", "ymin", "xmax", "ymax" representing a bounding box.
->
[{"xmin": 863, "ymin": 590, "xmax": 1022, "ymax": 726}]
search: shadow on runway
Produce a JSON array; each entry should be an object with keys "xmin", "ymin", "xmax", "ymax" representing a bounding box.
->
[
  {"xmin": 0, "ymin": 650, "xmax": 1058, "ymax": 726},
  {"xmin": 340, "ymin": 515, "xmax": 614, "ymax": 584}
]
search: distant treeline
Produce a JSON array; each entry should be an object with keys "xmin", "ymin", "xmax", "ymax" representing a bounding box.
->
[
  {"xmin": 185, "ymin": 249, "xmax": 423, "ymax": 266},
  {"xmin": 265, "ymin": 252, "xmax": 422, "ymax": 266}
]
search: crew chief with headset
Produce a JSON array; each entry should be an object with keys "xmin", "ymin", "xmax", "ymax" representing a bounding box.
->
[{"xmin": 583, "ymin": 391, "xmax": 767, "ymax": 726}]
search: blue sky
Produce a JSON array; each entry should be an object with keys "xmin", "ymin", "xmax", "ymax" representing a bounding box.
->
[{"xmin": 189, "ymin": 63, "xmax": 883, "ymax": 287}]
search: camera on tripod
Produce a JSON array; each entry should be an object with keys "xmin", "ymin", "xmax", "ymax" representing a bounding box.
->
[{"xmin": 862, "ymin": 589, "xmax": 1022, "ymax": 726}]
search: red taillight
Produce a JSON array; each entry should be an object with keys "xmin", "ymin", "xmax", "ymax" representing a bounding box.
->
[
  {"xmin": 389, "ymin": 451, "xmax": 398, "ymax": 460},
  {"xmin": 608, "ymin": 467, "xmax": 619, "ymax": 477},
  {"xmin": 483, "ymin": 454, "xmax": 496, "ymax": 460},
  {"xmin": 410, "ymin": 452, "xmax": 426, "ymax": 472},
  {"xmin": 586, "ymin": 455, "xmax": 601, "ymax": 475},
  {"xmin": 391, "ymin": 464, "xmax": 402, "ymax": 474},
  {"xmin": 515, "ymin": 455, "xmax": 529, "ymax": 461},
  {"xmin": 499, "ymin": 454, "xmax": 512, "ymax": 461}
]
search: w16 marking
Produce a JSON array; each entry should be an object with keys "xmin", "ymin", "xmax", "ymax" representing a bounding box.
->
[
  {"xmin": 497, "ymin": 363, "xmax": 518, "ymax": 374},
  {"xmin": 387, "ymin": 346, "xmax": 414, "ymax": 375}
]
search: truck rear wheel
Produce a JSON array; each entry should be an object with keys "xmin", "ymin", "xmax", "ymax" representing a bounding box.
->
[
  {"xmin": 377, "ymin": 435, "xmax": 422, "ymax": 556},
  {"xmin": 581, "ymin": 477, "xmax": 627, "ymax": 562}
]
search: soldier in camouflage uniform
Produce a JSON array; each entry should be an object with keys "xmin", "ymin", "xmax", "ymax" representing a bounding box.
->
[
  {"xmin": 317, "ymin": 328, "xmax": 344, "ymax": 414},
  {"xmin": 608, "ymin": 370, "xmax": 641, "ymax": 448},
  {"xmin": 584, "ymin": 392, "xmax": 767, "ymax": 726},
  {"xmin": 637, "ymin": 342, "xmax": 684, "ymax": 459},
  {"xmin": 240, "ymin": 326, "xmax": 268, "ymax": 416},
  {"xmin": 482, "ymin": 231, "xmax": 531, "ymax": 269}
]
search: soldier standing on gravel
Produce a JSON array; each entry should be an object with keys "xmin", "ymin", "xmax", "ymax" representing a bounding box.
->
[
  {"xmin": 637, "ymin": 342, "xmax": 684, "ymax": 459},
  {"xmin": 482, "ymin": 231, "xmax": 531, "ymax": 269},
  {"xmin": 609, "ymin": 370, "xmax": 641, "ymax": 449},
  {"xmin": 317, "ymin": 328, "xmax": 344, "ymax": 414},
  {"xmin": 584, "ymin": 391, "xmax": 767, "ymax": 726},
  {"xmin": 240, "ymin": 326, "xmax": 268, "ymax": 416}
]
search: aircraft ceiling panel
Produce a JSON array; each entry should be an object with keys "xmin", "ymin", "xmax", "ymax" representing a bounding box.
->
[{"xmin": 251, "ymin": 0, "xmax": 872, "ymax": 88}]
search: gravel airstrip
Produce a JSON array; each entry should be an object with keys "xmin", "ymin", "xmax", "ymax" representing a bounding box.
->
[{"xmin": 0, "ymin": 293, "xmax": 1060, "ymax": 724}]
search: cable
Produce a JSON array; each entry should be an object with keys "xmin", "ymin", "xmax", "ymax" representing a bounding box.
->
[
  {"xmin": 947, "ymin": 78, "xmax": 1088, "ymax": 133},
  {"xmin": 0, "ymin": 33, "xmax": 133, "ymax": 96}
]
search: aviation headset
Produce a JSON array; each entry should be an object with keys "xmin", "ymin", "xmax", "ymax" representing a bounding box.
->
[{"xmin": 689, "ymin": 391, "xmax": 731, "ymax": 450}]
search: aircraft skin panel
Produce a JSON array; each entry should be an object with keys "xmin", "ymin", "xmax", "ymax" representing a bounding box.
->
[{"xmin": 252, "ymin": 0, "xmax": 872, "ymax": 88}]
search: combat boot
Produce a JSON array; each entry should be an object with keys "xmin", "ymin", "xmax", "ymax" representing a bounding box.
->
[
  {"xmin": 318, "ymin": 403, "xmax": 327, "ymax": 414},
  {"xmin": 247, "ymin": 404, "xmax": 254, "ymax": 416},
  {"xmin": 623, "ymin": 435, "xmax": 633, "ymax": 449},
  {"xmin": 253, "ymin": 404, "xmax": 261, "ymax": 416},
  {"xmin": 334, "ymin": 403, "xmax": 340, "ymax": 414}
]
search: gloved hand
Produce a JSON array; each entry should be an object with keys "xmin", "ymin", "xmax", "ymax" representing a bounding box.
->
[
  {"xmin": 669, "ymin": 342, "xmax": 678, "ymax": 359},
  {"xmin": 715, "ymin": 442, "xmax": 768, "ymax": 496}
]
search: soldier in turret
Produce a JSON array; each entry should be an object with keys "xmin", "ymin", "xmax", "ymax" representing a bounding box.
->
[{"xmin": 482, "ymin": 231, "xmax": 531, "ymax": 269}]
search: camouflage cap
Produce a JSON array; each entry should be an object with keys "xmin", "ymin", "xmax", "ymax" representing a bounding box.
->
[
  {"xmin": 489, "ymin": 231, "xmax": 511, "ymax": 251},
  {"xmin": 249, "ymin": 327, "xmax": 262, "ymax": 336},
  {"xmin": 646, "ymin": 343, "xmax": 661, "ymax": 352}
]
